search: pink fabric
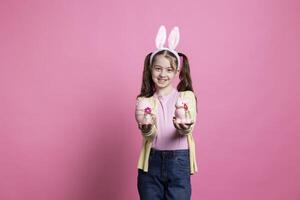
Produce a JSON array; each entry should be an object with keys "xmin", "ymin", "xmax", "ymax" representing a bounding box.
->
[{"xmin": 152, "ymin": 88, "xmax": 189, "ymax": 150}]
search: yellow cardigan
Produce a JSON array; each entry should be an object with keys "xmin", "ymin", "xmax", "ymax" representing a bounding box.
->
[{"xmin": 136, "ymin": 90, "xmax": 198, "ymax": 175}]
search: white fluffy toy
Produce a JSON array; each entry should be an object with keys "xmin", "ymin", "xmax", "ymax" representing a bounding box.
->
[
  {"xmin": 135, "ymin": 98, "xmax": 154, "ymax": 125},
  {"xmin": 174, "ymin": 97, "xmax": 193, "ymax": 124}
]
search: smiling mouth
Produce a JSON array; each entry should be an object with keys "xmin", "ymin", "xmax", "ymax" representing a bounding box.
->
[{"xmin": 158, "ymin": 79, "xmax": 167, "ymax": 83}]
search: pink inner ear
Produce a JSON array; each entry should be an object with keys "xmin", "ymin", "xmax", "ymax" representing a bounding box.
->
[
  {"xmin": 156, "ymin": 26, "xmax": 167, "ymax": 49},
  {"xmin": 168, "ymin": 27, "xmax": 179, "ymax": 49},
  {"xmin": 172, "ymin": 34, "xmax": 179, "ymax": 49}
]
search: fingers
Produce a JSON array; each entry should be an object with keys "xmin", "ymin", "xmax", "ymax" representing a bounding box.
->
[
  {"xmin": 173, "ymin": 117, "xmax": 182, "ymax": 130},
  {"xmin": 179, "ymin": 123, "xmax": 186, "ymax": 129},
  {"xmin": 173, "ymin": 117, "xmax": 193, "ymax": 130},
  {"xmin": 141, "ymin": 124, "xmax": 152, "ymax": 133},
  {"xmin": 184, "ymin": 121, "xmax": 194, "ymax": 126},
  {"xmin": 138, "ymin": 122, "xmax": 152, "ymax": 133}
]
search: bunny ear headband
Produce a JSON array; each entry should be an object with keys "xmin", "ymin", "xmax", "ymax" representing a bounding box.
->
[{"xmin": 149, "ymin": 25, "xmax": 181, "ymax": 70}]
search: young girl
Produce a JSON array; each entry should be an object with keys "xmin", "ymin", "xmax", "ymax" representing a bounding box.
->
[{"xmin": 135, "ymin": 25, "xmax": 198, "ymax": 200}]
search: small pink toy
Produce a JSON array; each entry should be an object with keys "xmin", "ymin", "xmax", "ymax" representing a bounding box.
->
[
  {"xmin": 135, "ymin": 98, "xmax": 154, "ymax": 124},
  {"xmin": 174, "ymin": 97, "xmax": 192, "ymax": 124}
]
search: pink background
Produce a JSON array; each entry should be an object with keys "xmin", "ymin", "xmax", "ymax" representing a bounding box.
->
[{"xmin": 1, "ymin": 0, "xmax": 299, "ymax": 199}]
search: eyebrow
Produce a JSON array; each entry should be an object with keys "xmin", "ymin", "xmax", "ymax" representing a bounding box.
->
[{"xmin": 153, "ymin": 65, "xmax": 173, "ymax": 69}]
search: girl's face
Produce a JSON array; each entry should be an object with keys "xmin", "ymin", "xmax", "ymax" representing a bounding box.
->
[{"xmin": 151, "ymin": 55, "xmax": 179, "ymax": 90}]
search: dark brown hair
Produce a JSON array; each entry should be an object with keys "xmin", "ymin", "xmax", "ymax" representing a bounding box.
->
[{"xmin": 137, "ymin": 50, "xmax": 198, "ymax": 113}]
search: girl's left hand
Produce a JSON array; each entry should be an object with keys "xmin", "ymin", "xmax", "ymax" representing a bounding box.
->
[{"xmin": 172, "ymin": 117, "xmax": 194, "ymax": 130}]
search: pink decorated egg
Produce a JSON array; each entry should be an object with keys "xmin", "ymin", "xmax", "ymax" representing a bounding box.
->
[
  {"xmin": 175, "ymin": 97, "xmax": 192, "ymax": 124},
  {"xmin": 135, "ymin": 98, "xmax": 153, "ymax": 124}
]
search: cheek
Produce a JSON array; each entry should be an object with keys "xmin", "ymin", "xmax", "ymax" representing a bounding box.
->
[
  {"xmin": 151, "ymin": 72, "xmax": 158, "ymax": 79},
  {"xmin": 151, "ymin": 74, "xmax": 157, "ymax": 81},
  {"xmin": 169, "ymin": 74, "xmax": 176, "ymax": 80}
]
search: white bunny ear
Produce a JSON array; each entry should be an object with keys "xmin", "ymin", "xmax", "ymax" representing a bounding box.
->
[
  {"xmin": 168, "ymin": 26, "xmax": 180, "ymax": 50},
  {"xmin": 155, "ymin": 25, "xmax": 167, "ymax": 49}
]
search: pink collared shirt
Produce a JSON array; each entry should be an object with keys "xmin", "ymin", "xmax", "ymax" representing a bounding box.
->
[{"xmin": 152, "ymin": 88, "xmax": 188, "ymax": 150}]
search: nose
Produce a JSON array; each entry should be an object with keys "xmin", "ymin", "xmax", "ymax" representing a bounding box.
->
[{"xmin": 160, "ymin": 69, "xmax": 167, "ymax": 77}]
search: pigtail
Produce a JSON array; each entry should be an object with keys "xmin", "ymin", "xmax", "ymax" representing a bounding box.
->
[
  {"xmin": 137, "ymin": 52, "xmax": 156, "ymax": 98},
  {"xmin": 177, "ymin": 52, "xmax": 198, "ymax": 114},
  {"xmin": 177, "ymin": 53, "xmax": 193, "ymax": 91}
]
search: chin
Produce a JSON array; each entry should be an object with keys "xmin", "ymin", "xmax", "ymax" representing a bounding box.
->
[{"xmin": 155, "ymin": 82, "xmax": 170, "ymax": 88}]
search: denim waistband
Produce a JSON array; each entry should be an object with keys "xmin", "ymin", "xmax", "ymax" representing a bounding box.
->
[{"xmin": 150, "ymin": 148, "xmax": 189, "ymax": 158}]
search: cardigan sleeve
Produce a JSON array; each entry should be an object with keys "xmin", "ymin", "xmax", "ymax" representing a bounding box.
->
[
  {"xmin": 177, "ymin": 91, "xmax": 197, "ymax": 136},
  {"xmin": 135, "ymin": 97, "xmax": 157, "ymax": 141}
]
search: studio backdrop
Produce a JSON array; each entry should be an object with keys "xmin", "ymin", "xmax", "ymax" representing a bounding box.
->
[{"xmin": 0, "ymin": 0, "xmax": 299, "ymax": 199}]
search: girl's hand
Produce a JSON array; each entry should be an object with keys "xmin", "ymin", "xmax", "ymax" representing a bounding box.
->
[
  {"xmin": 172, "ymin": 116, "xmax": 194, "ymax": 130},
  {"xmin": 138, "ymin": 114, "xmax": 156, "ymax": 134},
  {"xmin": 138, "ymin": 123, "xmax": 153, "ymax": 134}
]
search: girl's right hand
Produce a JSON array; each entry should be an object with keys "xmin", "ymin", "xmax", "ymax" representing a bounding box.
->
[
  {"xmin": 138, "ymin": 114, "xmax": 156, "ymax": 134},
  {"xmin": 138, "ymin": 123, "xmax": 153, "ymax": 134}
]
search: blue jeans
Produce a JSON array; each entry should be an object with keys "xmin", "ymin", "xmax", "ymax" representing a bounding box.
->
[{"xmin": 137, "ymin": 148, "xmax": 191, "ymax": 200}]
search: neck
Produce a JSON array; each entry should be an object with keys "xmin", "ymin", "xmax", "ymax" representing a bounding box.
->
[{"xmin": 155, "ymin": 86, "xmax": 174, "ymax": 96}]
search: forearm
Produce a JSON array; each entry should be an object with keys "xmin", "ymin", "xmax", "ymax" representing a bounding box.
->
[{"xmin": 139, "ymin": 124, "xmax": 157, "ymax": 141}]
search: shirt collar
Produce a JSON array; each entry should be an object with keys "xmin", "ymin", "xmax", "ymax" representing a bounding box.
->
[{"xmin": 154, "ymin": 88, "xmax": 177, "ymax": 102}]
